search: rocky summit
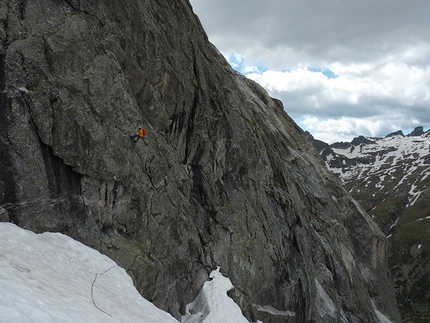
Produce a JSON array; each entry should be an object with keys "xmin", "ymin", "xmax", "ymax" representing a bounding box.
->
[
  {"xmin": 307, "ymin": 127, "xmax": 430, "ymax": 323},
  {"xmin": 1, "ymin": 0, "xmax": 401, "ymax": 322}
]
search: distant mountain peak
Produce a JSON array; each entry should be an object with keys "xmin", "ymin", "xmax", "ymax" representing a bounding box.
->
[
  {"xmin": 351, "ymin": 135, "xmax": 375, "ymax": 146},
  {"xmin": 384, "ymin": 130, "xmax": 403, "ymax": 138},
  {"xmin": 408, "ymin": 126, "xmax": 424, "ymax": 136}
]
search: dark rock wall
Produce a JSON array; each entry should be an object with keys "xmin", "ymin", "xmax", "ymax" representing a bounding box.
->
[{"xmin": 1, "ymin": 0, "xmax": 400, "ymax": 322}]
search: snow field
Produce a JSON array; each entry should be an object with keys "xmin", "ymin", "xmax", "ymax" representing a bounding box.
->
[
  {"xmin": 329, "ymin": 133, "xmax": 430, "ymax": 206},
  {"xmin": 0, "ymin": 223, "xmax": 256, "ymax": 323}
]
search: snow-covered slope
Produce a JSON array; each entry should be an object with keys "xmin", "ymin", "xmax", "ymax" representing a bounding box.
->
[
  {"xmin": 0, "ymin": 222, "xmax": 179, "ymax": 323},
  {"xmin": 182, "ymin": 267, "xmax": 255, "ymax": 323},
  {"xmin": 319, "ymin": 129, "xmax": 430, "ymax": 222},
  {"xmin": 327, "ymin": 131, "xmax": 430, "ymax": 210},
  {"xmin": 0, "ymin": 223, "xmax": 254, "ymax": 323}
]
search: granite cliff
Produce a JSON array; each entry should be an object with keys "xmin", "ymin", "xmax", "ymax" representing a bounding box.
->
[{"xmin": 0, "ymin": 0, "xmax": 401, "ymax": 322}]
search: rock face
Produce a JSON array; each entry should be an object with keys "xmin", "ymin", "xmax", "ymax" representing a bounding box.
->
[
  {"xmin": 1, "ymin": 0, "xmax": 400, "ymax": 322},
  {"xmin": 307, "ymin": 129, "xmax": 430, "ymax": 323}
]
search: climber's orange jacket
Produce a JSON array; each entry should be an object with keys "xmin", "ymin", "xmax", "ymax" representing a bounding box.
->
[{"xmin": 139, "ymin": 128, "xmax": 147, "ymax": 138}]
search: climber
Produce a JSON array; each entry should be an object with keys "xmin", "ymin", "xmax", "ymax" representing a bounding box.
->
[{"xmin": 131, "ymin": 127, "xmax": 147, "ymax": 143}]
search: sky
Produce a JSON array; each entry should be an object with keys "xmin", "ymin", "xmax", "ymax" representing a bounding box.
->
[
  {"xmin": 0, "ymin": 222, "xmax": 258, "ymax": 323},
  {"xmin": 190, "ymin": 0, "xmax": 430, "ymax": 143}
]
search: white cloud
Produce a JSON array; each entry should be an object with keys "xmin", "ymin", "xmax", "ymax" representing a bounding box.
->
[
  {"xmin": 191, "ymin": 0, "xmax": 430, "ymax": 142},
  {"xmin": 247, "ymin": 68, "xmax": 326, "ymax": 93},
  {"xmin": 244, "ymin": 60, "xmax": 430, "ymax": 141},
  {"xmin": 299, "ymin": 117, "xmax": 399, "ymax": 144}
]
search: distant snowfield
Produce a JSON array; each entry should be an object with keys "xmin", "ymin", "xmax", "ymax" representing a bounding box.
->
[
  {"xmin": 0, "ymin": 223, "xmax": 254, "ymax": 323},
  {"xmin": 328, "ymin": 133, "xmax": 430, "ymax": 207},
  {"xmin": 331, "ymin": 133, "xmax": 430, "ymax": 182}
]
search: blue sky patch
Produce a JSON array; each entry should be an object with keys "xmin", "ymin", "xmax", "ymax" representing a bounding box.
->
[
  {"xmin": 225, "ymin": 53, "xmax": 269, "ymax": 74},
  {"xmin": 226, "ymin": 53, "xmax": 244, "ymax": 72},
  {"xmin": 307, "ymin": 67, "xmax": 338, "ymax": 79}
]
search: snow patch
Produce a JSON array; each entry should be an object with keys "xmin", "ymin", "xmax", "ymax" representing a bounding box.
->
[
  {"xmin": 374, "ymin": 309, "xmax": 394, "ymax": 323},
  {"xmin": 388, "ymin": 216, "xmax": 401, "ymax": 233},
  {"xmin": 253, "ymin": 304, "xmax": 295, "ymax": 317},
  {"xmin": 0, "ymin": 222, "xmax": 179, "ymax": 323},
  {"xmin": 182, "ymin": 267, "xmax": 252, "ymax": 323},
  {"xmin": 407, "ymin": 180, "xmax": 423, "ymax": 206},
  {"xmin": 18, "ymin": 86, "xmax": 30, "ymax": 93},
  {"xmin": 314, "ymin": 279, "xmax": 336, "ymax": 319},
  {"xmin": 417, "ymin": 215, "xmax": 430, "ymax": 222},
  {"xmin": 329, "ymin": 134, "xmax": 430, "ymax": 188}
]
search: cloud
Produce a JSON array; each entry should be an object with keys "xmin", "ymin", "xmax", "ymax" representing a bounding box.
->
[
  {"xmin": 190, "ymin": 0, "xmax": 430, "ymax": 142},
  {"xmin": 300, "ymin": 117, "xmax": 402, "ymax": 144},
  {"xmin": 192, "ymin": 0, "xmax": 430, "ymax": 67},
  {"xmin": 246, "ymin": 62, "xmax": 430, "ymax": 118}
]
